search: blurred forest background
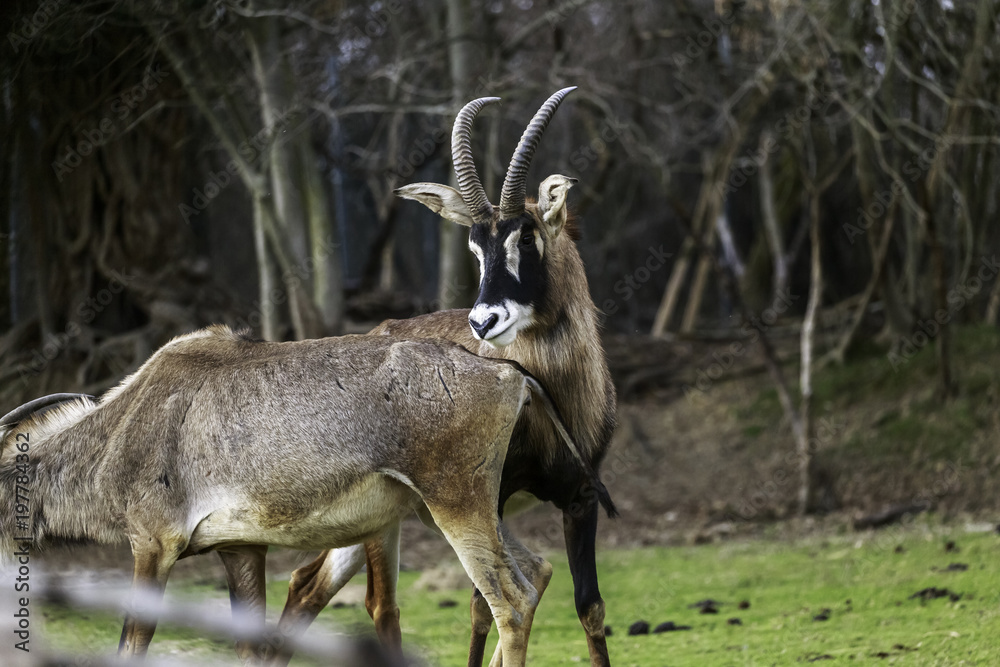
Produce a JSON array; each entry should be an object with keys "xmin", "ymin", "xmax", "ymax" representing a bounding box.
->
[{"xmin": 1, "ymin": 0, "xmax": 999, "ymax": 518}]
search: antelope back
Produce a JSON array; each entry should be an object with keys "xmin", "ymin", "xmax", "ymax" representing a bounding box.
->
[{"xmin": 0, "ymin": 326, "xmax": 535, "ymax": 557}]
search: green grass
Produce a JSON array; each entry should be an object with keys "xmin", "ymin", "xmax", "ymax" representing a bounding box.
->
[{"xmin": 35, "ymin": 522, "xmax": 1000, "ymax": 665}]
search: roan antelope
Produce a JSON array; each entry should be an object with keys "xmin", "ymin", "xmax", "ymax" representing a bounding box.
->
[
  {"xmin": 0, "ymin": 326, "xmax": 602, "ymax": 667},
  {"xmin": 269, "ymin": 88, "xmax": 620, "ymax": 667}
]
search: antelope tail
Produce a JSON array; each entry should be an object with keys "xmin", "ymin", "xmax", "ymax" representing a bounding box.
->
[{"xmin": 523, "ymin": 376, "xmax": 619, "ymax": 519}]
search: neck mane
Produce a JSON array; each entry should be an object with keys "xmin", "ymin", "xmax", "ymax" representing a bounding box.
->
[{"xmin": 480, "ymin": 232, "xmax": 616, "ymax": 462}]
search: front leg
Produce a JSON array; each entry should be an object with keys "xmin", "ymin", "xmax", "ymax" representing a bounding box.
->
[
  {"xmin": 218, "ymin": 545, "xmax": 270, "ymax": 664},
  {"xmin": 564, "ymin": 500, "xmax": 610, "ymax": 667},
  {"xmin": 119, "ymin": 534, "xmax": 184, "ymax": 658}
]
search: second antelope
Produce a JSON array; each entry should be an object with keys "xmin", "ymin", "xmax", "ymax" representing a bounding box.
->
[{"xmin": 272, "ymin": 87, "xmax": 620, "ymax": 667}]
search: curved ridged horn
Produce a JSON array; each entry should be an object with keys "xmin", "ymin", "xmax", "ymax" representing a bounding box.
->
[
  {"xmin": 452, "ymin": 96, "xmax": 500, "ymax": 224},
  {"xmin": 499, "ymin": 86, "xmax": 577, "ymax": 220},
  {"xmin": 0, "ymin": 393, "xmax": 94, "ymax": 428}
]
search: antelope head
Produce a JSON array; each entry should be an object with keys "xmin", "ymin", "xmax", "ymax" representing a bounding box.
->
[{"xmin": 397, "ymin": 87, "xmax": 578, "ymax": 348}]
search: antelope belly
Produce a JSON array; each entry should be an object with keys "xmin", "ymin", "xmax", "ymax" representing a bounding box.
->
[{"xmin": 186, "ymin": 474, "xmax": 418, "ymax": 552}]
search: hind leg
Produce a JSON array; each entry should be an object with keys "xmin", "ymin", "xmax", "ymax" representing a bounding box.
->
[
  {"xmin": 271, "ymin": 544, "xmax": 367, "ymax": 666},
  {"xmin": 468, "ymin": 587, "xmax": 493, "ymax": 667},
  {"xmin": 364, "ymin": 524, "xmax": 402, "ymax": 656},
  {"xmin": 118, "ymin": 533, "xmax": 185, "ymax": 657},
  {"xmin": 218, "ymin": 545, "xmax": 270, "ymax": 664}
]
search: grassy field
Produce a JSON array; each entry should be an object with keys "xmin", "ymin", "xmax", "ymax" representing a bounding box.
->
[{"xmin": 33, "ymin": 519, "xmax": 1000, "ymax": 665}]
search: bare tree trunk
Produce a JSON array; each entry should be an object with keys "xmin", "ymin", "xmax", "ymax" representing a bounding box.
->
[
  {"xmin": 680, "ymin": 221, "xmax": 717, "ymax": 333},
  {"xmin": 28, "ymin": 132, "xmax": 54, "ymax": 342},
  {"xmin": 6, "ymin": 121, "xmax": 32, "ymax": 330},
  {"xmin": 298, "ymin": 135, "xmax": 343, "ymax": 334},
  {"xmin": 653, "ymin": 133, "xmax": 744, "ymax": 335},
  {"xmin": 758, "ymin": 130, "xmax": 788, "ymax": 299},
  {"xmin": 151, "ymin": 24, "xmax": 322, "ymax": 341},
  {"xmin": 361, "ymin": 83, "xmax": 406, "ymax": 294},
  {"xmin": 711, "ymin": 239, "xmax": 808, "ymax": 513},
  {"xmin": 797, "ymin": 188, "xmax": 822, "ymax": 515},
  {"xmin": 918, "ymin": 0, "xmax": 992, "ymax": 396},
  {"xmin": 246, "ymin": 14, "xmax": 321, "ymax": 340},
  {"xmin": 848, "ymin": 114, "xmax": 913, "ymax": 339},
  {"xmin": 987, "ymin": 275, "xmax": 1000, "ymax": 325},
  {"xmin": 252, "ymin": 193, "xmax": 281, "ymax": 341},
  {"xmin": 652, "ymin": 230, "xmax": 697, "ymax": 336},
  {"xmin": 922, "ymin": 195, "xmax": 954, "ymax": 396},
  {"xmin": 439, "ymin": 0, "xmax": 478, "ymax": 310}
]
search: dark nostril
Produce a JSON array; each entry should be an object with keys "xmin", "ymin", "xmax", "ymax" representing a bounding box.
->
[{"xmin": 471, "ymin": 313, "xmax": 500, "ymax": 338}]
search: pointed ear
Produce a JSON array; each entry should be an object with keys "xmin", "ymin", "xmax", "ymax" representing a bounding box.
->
[
  {"xmin": 537, "ymin": 175, "xmax": 577, "ymax": 238},
  {"xmin": 395, "ymin": 183, "xmax": 476, "ymax": 227}
]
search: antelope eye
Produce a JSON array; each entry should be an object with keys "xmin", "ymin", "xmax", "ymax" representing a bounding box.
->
[{"xmin": 520, "ymin": 231, "xmax": 535, "ymax": 247}]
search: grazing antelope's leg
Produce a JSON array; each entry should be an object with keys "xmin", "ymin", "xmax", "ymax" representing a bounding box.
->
[
  {"xmin": 564, "ymin": 501, "xmax": 609, "ymax": 667},
  {"xmin": 271, "ymin": 544, "xmax": 367, "ymax": 666},
  {"xmin": 118, "ymin": 534, "xmax": 184, "ymax": 657},
  {"xmin": 364, "ymin": 524, "xmax": 402, "ymax": 656},
  {"xmin": 218, "ymin": 545, "xmax": 270, "ymax": 664}
]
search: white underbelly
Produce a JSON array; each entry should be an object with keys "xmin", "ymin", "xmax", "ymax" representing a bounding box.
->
[{"xmin": 186, "ymin": 475, "xmax": 419, "ymax": 552}]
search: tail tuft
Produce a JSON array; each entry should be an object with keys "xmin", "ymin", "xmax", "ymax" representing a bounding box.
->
[
  {"xmin": 521, "ymin": 373, "xmax": 619, "ymax": 519},
  {"xmin": 595, "ymin": 479, "xmax": 619, "ymax": 519}
]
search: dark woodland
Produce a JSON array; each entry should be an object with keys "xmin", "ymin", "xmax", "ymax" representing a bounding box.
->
[{"xmin": 2, "ymin": 0, "xmax": 999, "ymax": 516}]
